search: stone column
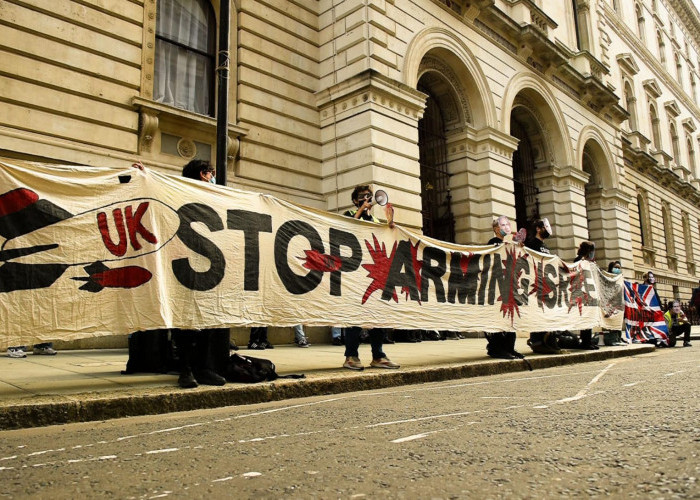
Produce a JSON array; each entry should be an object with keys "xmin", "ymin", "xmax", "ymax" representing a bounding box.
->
[
  {"xmin": 533, "ymin": 165, "xmax": 590, "ymax": 260},
  {"xmin": 445, "ymin": 126, "xmax": 519, "ymax": 244},
  {"xmin": 584, "ymin": 187, "xmax": 634, "ymax": 268},
  {"xmin": 317, "ymin": 70, "xmax": 426, "ymax": 228}
]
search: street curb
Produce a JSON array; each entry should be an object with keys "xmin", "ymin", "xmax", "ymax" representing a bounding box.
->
[{"xmin": 0, "ymin": 345, "xmax": 655, "ymax": 430}]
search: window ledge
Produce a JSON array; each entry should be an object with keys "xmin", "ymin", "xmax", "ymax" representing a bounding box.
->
[{"xmin": 132, "ymin": 97, "xmax": 247, "ymax": 158}]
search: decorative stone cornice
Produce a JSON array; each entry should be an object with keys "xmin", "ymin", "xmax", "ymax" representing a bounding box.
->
[
  {"xmin": 682, "ymin": 117, "xmax": 697, "ymax": 132},
  {"xmin": 617, "ymin": 53, "xmax": 640, "ymax": 75},
  {"xmin": 131, "ymin": 97, "xmax": 248, "ymax": 160},
  {"xmin": 533, "ymin": 164, "xmax": 590, "ymax": 192},
  {"xmin": 643, "ymin": 79, "xmax": 663, "ymax": 99},
  {"xmin": 622, "ymin": 135, "xmax": 700, "ymax": 204},
  {"xmin": 665, "ymin": 99, "xmax": 682, "ymax": 117},
  {"xmin": 317, "ymin": 69, "xmax": 427, "ymax": 124}
]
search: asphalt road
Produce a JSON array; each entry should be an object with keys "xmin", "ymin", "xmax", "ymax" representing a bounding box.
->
[{"xmin": 1, "ymin": 347, "xmax": 698, "ymax": 499}]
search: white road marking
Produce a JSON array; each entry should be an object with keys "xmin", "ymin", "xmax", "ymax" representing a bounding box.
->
[
  {"xmin": 212, "ymin": 477, "xmax": 233, "ymax": 482},
  {"xmin": 623, "ymin": 382, "xmax": 641, "ymax": 387},
  {"xmin": 552, "ymin": 363, "xmax": 615, "ymax": 404},
  {"xmin": 145, "ymin": 448, "xmax": 178, "ymax": 455},
  {"xmin": 242, "ymin": 472, "xmax": 262, "ymax": 477}
]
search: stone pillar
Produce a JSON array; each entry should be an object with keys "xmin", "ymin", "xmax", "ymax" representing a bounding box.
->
[
  {"xmin": 584, "ymin": 187, "xmax": 634, "ymax": 268},
  {"xmin": 445, "ymin": 126, "xmax": 519, "ymax": 244},
  {"xmin": 317, "ymin": 70, "xmax": 426, "ymax": 228},
  {"xmin": 534, "ymin": 165, "xmax": 590, "ymax": 260}
]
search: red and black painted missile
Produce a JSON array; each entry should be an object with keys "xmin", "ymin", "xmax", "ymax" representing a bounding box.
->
[{"xmin": 71, "ymin": 262, "xmax": 153, "ymax": 293}]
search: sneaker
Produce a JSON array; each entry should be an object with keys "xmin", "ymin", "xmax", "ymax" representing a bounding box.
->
[
  {"xmin": 248, "ymin": 342, "xmax": 265, "ymax": 350},
  {"xmin": 331, "ymin": 338, "xmax": 344, "ymax": 346},
  {"xmin": 370, "ymin": 357, "xmax": 400, "ymax": 369},
  {"xmin": 7, "ymin": 348, "xmax": 26, "ymax": 358},
  {"xmin": 343, "ymin": 356, "xmax": 364, "ymax": 371},
  {"xmin": 683, "ymin": 342, "xmax": 693, "ymax": 347},
  {"xmin": 33, "ymin": 346, "xmax": 57, "ymax": 355},
  {"xmin": 296, "ymin": 338, "xmax": 310, "ymax": 348},
  {"xmin": 260, "ymin": 341, "xmax": 274, "ymax": 349}
]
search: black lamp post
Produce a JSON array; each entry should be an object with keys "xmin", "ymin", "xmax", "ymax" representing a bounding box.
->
[{"xmin": 215, "ymin": 0, "xmax": 230, "ymax": 185}]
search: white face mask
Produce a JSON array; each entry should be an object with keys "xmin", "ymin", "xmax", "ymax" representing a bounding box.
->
[
  {"xmin": 612, "ymin": 268, "xmax": 622, "ymax": 275},
  {"xmin": 209, "ymin": 176, "xmax": 216, "ymax": 184}
]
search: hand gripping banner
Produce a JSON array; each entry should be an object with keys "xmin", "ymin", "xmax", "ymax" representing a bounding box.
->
[{"xmin": 0, "ymin": 160, "xmax": 625, "ymax": 348}]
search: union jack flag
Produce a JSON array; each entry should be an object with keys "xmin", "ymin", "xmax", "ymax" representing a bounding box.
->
[{"xmin": 623, "ymin": 281, "xmax": 670, "ymax": 345}]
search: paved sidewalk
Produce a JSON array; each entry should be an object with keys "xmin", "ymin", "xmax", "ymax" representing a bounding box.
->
[{"xmin": 0, "ymin": 338, "xmax": 663, "ymax": 430}]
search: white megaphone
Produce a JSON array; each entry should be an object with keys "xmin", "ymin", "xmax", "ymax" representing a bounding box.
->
[{"xmin": 374, "ymin": 189, "xmax": 389, "ymax": 206}]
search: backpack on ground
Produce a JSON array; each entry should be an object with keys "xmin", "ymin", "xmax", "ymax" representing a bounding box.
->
[
  {"xmin": 225, "ymin": 353, "xmax": 305, "ymax": 383},
  {"xmin": 527, "ymin": 331, "xmax": 561, "ymax": 354},
  {"xmin": 121, "ymin": 329, "xmax": 175, "ymax": 374}
]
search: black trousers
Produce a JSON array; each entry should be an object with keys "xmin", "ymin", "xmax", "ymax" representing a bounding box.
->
[
  {"xmin": 172, "ymin": 328, "xmax": 230, "ymax": 376},
  {"xmin": 671, "ymin": 323, "xmax": 691, "ymax": 344}
]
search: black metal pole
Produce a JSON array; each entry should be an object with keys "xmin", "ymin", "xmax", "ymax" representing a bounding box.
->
[{"xmin": 215, "ymin": 0, "xmax": 230, "ymax": 185}]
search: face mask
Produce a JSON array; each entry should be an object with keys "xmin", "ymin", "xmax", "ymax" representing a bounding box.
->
[
  {"xmin": 541, "ymin": 230, "xmax": 550, "ymax": 239},
  {"xmin": 499, "ymin": 229, "xmax": 507, "ymax": 237},
  {"xmin": 612, "ymin": 268, "xmax": 622, "ymax": 275},
  {"xmin": 588, "ymin": 251, "xmax": 595, "ymax": 260},
  {"xmin": 209, "ymin": 176, "xmax": 216, "ymax": 184}
]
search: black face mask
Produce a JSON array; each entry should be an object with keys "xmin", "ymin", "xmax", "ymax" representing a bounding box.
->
[{"xmin": 541, "ymin": 230, "xmax": 550, "ymax": 239}]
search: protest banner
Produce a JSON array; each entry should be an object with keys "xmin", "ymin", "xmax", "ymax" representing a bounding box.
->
[{"xmin": 0, "ymin": 160, "xmax": 624, "ymax": 348}]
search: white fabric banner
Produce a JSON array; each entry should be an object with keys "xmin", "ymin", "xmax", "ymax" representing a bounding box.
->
[{"xmin": 0, "ymin": 160, "xmax": 625, "ymax": 348}]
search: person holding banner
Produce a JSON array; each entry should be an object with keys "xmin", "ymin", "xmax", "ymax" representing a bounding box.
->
[
  {"xmin": 572, "ymin": 241, "xmax": 599, "ymax": 350},
  {"xmin": 171, "ymin": 159, "xmax": 229, "ymax": 388},
  {"xmin": 524, "ymin": 218, "xmax": 561, "ymax": 354},
  {"xmin": 664, "ymin": 300, "xmax": 692, "ymax": 347},
  {"xmin": 484, "ymin": 216, "xmax": 524, "ymax": 359},
  {"xmin": 341, "ymin": 185, "xmax": 399, "ymax": 370}
]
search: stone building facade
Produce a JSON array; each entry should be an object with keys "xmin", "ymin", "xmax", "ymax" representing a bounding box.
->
[{"xmin": 1, "ymin": 0, "xmax": 699, "ymax": 309}]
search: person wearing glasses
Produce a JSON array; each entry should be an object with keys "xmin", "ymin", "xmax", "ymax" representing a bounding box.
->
[{"xmin": 338, "ymin": 185, "xmax": 398, "ymax": 370}]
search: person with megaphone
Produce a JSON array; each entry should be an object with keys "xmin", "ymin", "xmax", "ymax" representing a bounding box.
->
[
  {"xmin": 345, "ymin": 185, "xmax": 394, "ymax": 228},
  {"xmin": 338, "ymin": 185, "xmax": 399, "ymax": 371}
]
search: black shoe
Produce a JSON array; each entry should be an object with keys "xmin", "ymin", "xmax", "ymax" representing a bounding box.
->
[
  {"xmin": 331, "ymin": 338, "xmax": 343, "ymax": 346},
  {"xmin": 260, "ymin": 341, "xmax": 274, "ymax": 349},
  {"xmin": 194, "ymin": 369, "xmax": 226, "ymax": 386},
  {"xmin": 383, "ymin": 337, "xmax": 395, "ymax": 344},
  {"xmin": 230, "ymin": 342, "xmax": 239, "ymax": 351},
  {"xmin": 488, "ymin": 351, "xmax": 515, "ymax": 359},
  {"xmin": 178, "ymin": 370, "xmax": 198, "ymax": 389},
  {"xmin": 248, "ymin": 342, "xmax": 265, "ymax": 350},
  {"xmin": 684, "ymin": 342, "xmax": 693, "ymax": 347}
]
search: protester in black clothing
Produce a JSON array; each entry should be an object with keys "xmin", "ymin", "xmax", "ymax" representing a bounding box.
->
[
  {"xmin": 172, "ymin": 159, "xmax": 229, "ymax": 388},
  {"xmin": 572, "ymin": 241, "xmax": 598, "ymax": 350},
  {"xmin": 488, "ymin": 215, "xmax": 512, "ymax": 245},
  {"xmin": 524, "ymin": 218, "xmax": 561, "ymax": 354},
  {"xmin": 524, "ymin": 218, "xmax": 552, "ymax": 254},
  {"xmin": 340, "ymin": 185, "xmax": 398, "ymax": 370},
  {"xmin": 484, "ymin": 216, "xmax": 524, "ymax": 359}
]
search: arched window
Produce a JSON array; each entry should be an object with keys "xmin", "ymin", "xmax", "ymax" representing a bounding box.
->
[
  {"xmin": 636, "ymin": 193, "xmax": 650, "ymax": 248},
  {"xmin": 687, "ymin": 136, "xmax": 696, "ymax": 179},
  {"xmin": 682, "ymin": 212, "xmax": 694, "ymax": 265},
  {"xmin": 662, "ymin": 203, "xmax": 675, "ymax": 256},
  {"xmin": 154, "ymin": 0, "xmax": 216, "ymax": 116},
  {"xmin": 670, "ymin": 122, "xmax": 681, "ymax": 165},
  {"xmin": 636, "ymin": 4, "xmax": 646, "ymax": 42},
  {"xmin": 675, "ymin": 53, "xmax": 684, "ymax": 87},
  {"xmin": 650, "ymin": 104, "xmax": 662, "ymax": 150},
  {"xmin": 624, "ymin": 81, "xmax": 638, "ymax": 130},
  {"xmin": 657, "ymin": 31, "xmax": 666, "ymax": 65}
]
